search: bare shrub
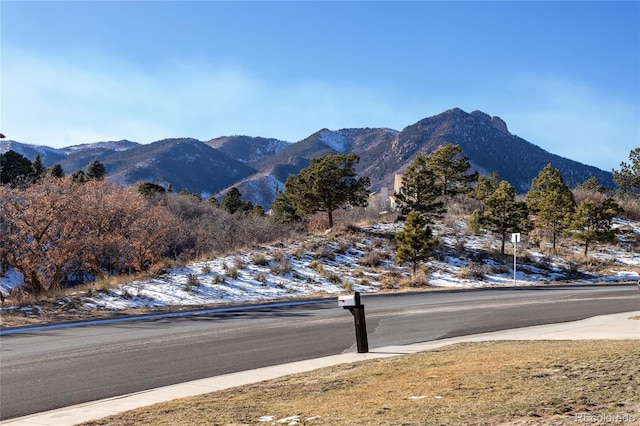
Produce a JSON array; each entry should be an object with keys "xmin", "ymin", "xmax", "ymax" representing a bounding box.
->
[
  {"xmin": 616, "ymin": 196, "xmax": 640, "ymax": 220},
  {"xmin": 315, "ymin": 245, "xmax": 335, "ymax": 261},
  {"xmin": 226, "ymin": 267, "xmax": 239, "ymax": 279},
  {"xmin": 270, "ymin": 258, "xmax": 292, "ymax": 276},
  {"xmin": 185, "ymin": 273, "xmax": 200, "ymax": 291},
  {"xmin": 358, "ymin": 250, "xmax": 388, "ymax": 268},
  {"xmin": 379, "ymin": 276, "xmax": 396, "ymax": 290},
  {"xmin": 308, "ymin": 260, "xmax": 324, "ymax": 274},
  {"xmin": 491, "ymin": 263, "xmax": 511, "ymax": 274},
  {"xmin": 398, "ymin": 275, "xmax": 429, "ymax": 288},
  {"xmin": 272, "ymin": 250, "xmax": 286, "ymax": 263},
  {"xmin": 323, "ymin": 271, "xmax": 342, "ymax": 284},
  {"xmin": 456, "ymin": 262, "xmax": 490, "ymax": 279},
  {"xmin": 233, "ymin": 257, "xmax": 246, "ymax": 270},
  {"xmin": 251, "ymin": 253, "xmax": 270, "ymax": 266}
]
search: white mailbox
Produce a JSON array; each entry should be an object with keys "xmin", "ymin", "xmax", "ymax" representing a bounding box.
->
[{"xmin": 338, "ymin": 295, "xmax": 356, "ymax": 307}]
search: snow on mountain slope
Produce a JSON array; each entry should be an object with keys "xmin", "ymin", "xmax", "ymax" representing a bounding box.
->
[{"xmin": 319, "ymin": 130, "xmax": 349, "ymax": 153}]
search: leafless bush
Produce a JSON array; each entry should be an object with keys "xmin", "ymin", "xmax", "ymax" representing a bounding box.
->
[
  {"xmin": 272, "ymin": 250, "xmax": 286, "ymax": 263},
  {"xmin": 358, "ymin": 250, "xmax": 388, "ymax": 268},
  {"xmin": 251, "ymin": 253, "xmax": 270, "ymax": 266},
  {"xmin": 315, "ymin": 245, "xmax": 336, "ymax": 261},
  {"xmin": 270, "ymin": 258, "xmax": 292, "ymax": 276},
  {"xmin": 446, "ymin": 195, "xmax": 482, "ymax": 216},
  {"xmin": 233, "ymin": 257, "xmax": 246, "ymax": 270},
  {"xmin": 398, "ymin": 275, "xmax": 430, "ymax": 288},
  {"xmin": 456, "ymin": 262, "xmax": 490, "ymax": 279},
  {"xmin": 322, "ymin": 270, "xmax": 342, "ymax": 284},
  {"xmin": 616, "ymin": 196, "xmax": 640, "ymax": 220}
]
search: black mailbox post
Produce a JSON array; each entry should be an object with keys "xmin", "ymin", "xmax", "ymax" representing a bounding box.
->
[{"xmin": 338, "ymin": 291, "xmax": 369, "ymax": 353}]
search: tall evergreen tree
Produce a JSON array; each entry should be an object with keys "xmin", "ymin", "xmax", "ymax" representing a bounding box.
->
[
  {"xmin": 31, "ymin": 154, "xmax": 46, "ymax": 182},
  {"xmin": 0, "ymin": 150, "xmax": 34, "ymax": 185},
  {"xmin": 612, "ymin": 148, "xmax": 640, "ymax": 197},
  {"xmin": 478, "ymin": 180, "xmax": 531, "ymax": 254},
  {"xmin": 569, "ymin": 197, "xmax": 621, "ymax": 255},
  {"xmin": 525, "ymin": 164, "xmax": 576, "ymax": 253},
  {"xmin": 284, "ymin": 153, "xmax": 370, "ymax": 229},
  {"xmin": 426, "ymin": 144, "xmax": 478, "ymax": 198},
  {"xmin": 394, "ymin": 154, "xmax": 444, "ymax": 223},
  {"xmin": 469, "ymin": 171, "xmax": 501, "ymax": 211},
  {"xmin": 71, "ymin": 170, "xmax": 88, "ymax": 184},
  {"xmin": 575, "ymin": 176, "xmax": 608, "ymax": 194},
  {"xmin": 220, "ymin": 187, "xmax": 245, "ymax": 214},
  {"xmin": 48, "ymin": 163, "xmax": 65, "ymax": 178},
  {"xmin": 86, "ymin": 158, "xmax": 107, "ymax": 180},
  {"xmin": 394, "ymin": 211, "xmax": 437, "ymax": 277},
  {"xmin": 206, "ymin": 195, "xmax": 219, "ymax": 208},
  {"xmin": 270, "ymin": 190, "xmax": 302, "ymax": 224}
]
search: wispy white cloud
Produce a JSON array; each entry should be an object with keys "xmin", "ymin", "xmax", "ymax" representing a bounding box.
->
[
  {"xmin": 3, "ymin": 46, "xmax": 413, "ymax": 146},
  {"xmin": 3, "ymin": 47, "xmax": 636, "ymax": 172}
]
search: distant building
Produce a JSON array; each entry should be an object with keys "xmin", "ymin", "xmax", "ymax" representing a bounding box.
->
[{"xmin": 369, "ymin": 173, "xmax": 404, "ymax": 212}]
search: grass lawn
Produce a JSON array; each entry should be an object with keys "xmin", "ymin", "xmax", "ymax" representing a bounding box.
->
[{"xmin": 81, "ymin": 340, "xmax": 639, "ymax": 425}]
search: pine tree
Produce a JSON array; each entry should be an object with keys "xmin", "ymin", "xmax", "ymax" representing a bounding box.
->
[
  {"xmin": 576, "ymin": 176, "xmax": 608, "ymax": 194},
  {"xmin": 569, "ymin": 197, "xmax": 621, "ymax": 255},
  {"xmin": 206, "ymin": 195, "xmax": 219, "ymax": 208},
  {"xmin": 48, "ymin": 163, "xmax": 65, "ymax": 178},
  {"xmin": 525, "ymin": 164, "xmax": 576, "ymax": 253},
  {"xmin": 394, "ymin": 154, "xmax": 444, "ymax": 223},
  {"xmin": 284, "ymin": 153, "xmax": 370, "ymax": 229},
  {"xmin": 469, "ymin": 171, "xmax": 501, "ymax": 204},
  {"xmin": 86, "ymin": 158, "xmax": 107, "ymax": 180},
  {"xmin": 31, "ymin": 154, "xmax": 46, "ymax": 182},
  {"xmin": 612, "ymin": 148, "xmax": 640, "ymax": 197},
  {"xmin": 0, "ymin": 150, "xmax": 34, "ymax": 185},
  {"xmin": 270, "ymin": 190, "xmax": 302, "ymax": 224},
  {"xmin": 479, "ymin": 180, "xmax": 531, "ymax": 254},
  {"xmin": 426, "ymin": 144, "xmax": 478, "ymax": 198},
  {"xmin": 71, "ymin": 170, "xmax": 88, "ymax": 184},
  {"xmin": 394, "ymin": 211, "xmax": 437, "ymax": 277},
  {"xmin": 220, "ymin": 187, "xmax": 245, "ymax": 214}
]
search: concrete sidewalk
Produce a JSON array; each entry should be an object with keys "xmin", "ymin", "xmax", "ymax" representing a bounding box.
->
[{"xmin": 2, "ymin": 311, "xmax": 639, "ymax": 426}]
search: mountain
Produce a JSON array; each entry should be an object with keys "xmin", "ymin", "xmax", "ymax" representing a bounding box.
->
[
  {"xmin": 1, "ymin": 108, "xmax": 615, "ymax": 208},
  {"xmin": 0, "ymin": 140, "xmax": 68, "ymax": 166},
  {"xmin": 206, "ymin": 136, "xmax": 290, "ymax": 165},
  {"xmin": 362, "ymin": 108, "xmax": 614, "ymax": 193},
  {"xmin": 99, "ymin": 138, "xmax": 257, "ymax": 196}
]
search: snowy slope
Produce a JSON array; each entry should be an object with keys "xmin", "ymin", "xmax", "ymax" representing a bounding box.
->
[{"xmin": 2, "ymin": 219, "xmax": 638, "ymax": 315}]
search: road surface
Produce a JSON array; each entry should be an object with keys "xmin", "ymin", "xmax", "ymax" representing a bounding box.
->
[{"xmin": 1, "ymin": 285, "xmax": 638, "ymax": 420}]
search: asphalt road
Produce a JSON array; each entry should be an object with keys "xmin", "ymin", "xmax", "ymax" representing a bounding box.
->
[{"xmin": 1, "ymin": 285, "xmax": 638, "ymax": 420}]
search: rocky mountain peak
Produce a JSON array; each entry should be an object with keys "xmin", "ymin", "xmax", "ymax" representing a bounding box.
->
[{"xmin": 470, "ymin": 110, "xmax": 511, "ymax": 135}]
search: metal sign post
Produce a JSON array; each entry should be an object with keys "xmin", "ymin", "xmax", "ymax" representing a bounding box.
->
[{"xmin": 511, "ymin": 233, "xmax": 520, "ymax": 286}]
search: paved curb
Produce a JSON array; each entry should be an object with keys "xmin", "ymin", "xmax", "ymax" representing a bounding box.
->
[{"xmin": 2, "ymin": 311, "xmax": 639, "ymax": 426}]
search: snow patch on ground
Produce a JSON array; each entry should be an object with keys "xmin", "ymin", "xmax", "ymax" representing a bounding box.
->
[{"xmin": 2, "ymin": 220, "xmax": 639, "ymax": 312}]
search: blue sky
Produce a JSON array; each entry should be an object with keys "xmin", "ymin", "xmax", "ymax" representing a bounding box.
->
[{"xmin": 1, "ymin": 1, "xmax": 638, "ymax": 172}]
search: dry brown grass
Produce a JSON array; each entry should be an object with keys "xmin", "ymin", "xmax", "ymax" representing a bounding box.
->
[{"xmin": 81, "ymin": 340, "xmax": 640, "ymax": 426}]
